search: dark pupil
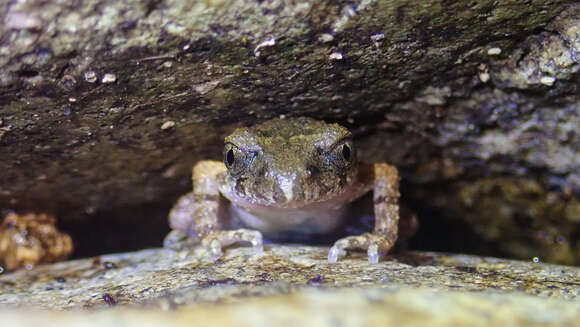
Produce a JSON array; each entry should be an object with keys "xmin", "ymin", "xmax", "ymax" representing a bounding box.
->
[
  {"xmin": 226, "ymin": 149, "xmax": 235, "ymax": 166},
  {"xmin": 342, "ymin": 144, "xmax": 351, "ymax": 161}
]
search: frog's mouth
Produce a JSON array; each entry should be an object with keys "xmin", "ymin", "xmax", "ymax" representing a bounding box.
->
[
  {"xmin": 222, "ymin": 166, "xmax": 358, "ymax": 209},
  {"xmin": 225, "ymin": 185, "xmax": 355, "ymax": 211}
]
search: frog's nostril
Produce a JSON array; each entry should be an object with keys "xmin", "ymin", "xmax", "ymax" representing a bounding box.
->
[{"xmin": 307, "ymin": 165, "xmax": 321, "ymax": 178}]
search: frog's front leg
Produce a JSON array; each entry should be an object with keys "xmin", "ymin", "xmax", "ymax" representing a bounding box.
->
[
  {"xmin": 164, "ymin": 160, "xmax": 263, "ymax": 257},
  {"xmin": 329, "ymin": 163, "xmax": 400, "ymax": 264}
]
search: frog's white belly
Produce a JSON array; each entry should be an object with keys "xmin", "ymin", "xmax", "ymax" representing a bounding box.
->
[{"xmin": 229, "ymin": 203, "xmax": 347, "ymax": 235}]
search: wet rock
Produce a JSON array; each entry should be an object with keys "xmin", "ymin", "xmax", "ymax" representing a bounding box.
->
[
  {"xmin": 1, "ymin": 246, "xmax": 580, "ymax": 325},
  {"xmin": 2, "ymin": 288, "xmax": 580, "ymax": 326}
]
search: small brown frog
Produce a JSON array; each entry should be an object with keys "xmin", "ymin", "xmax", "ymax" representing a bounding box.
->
[{"xmin": 165, "ymin": 117, "xmax": 409, "ymax": 263}]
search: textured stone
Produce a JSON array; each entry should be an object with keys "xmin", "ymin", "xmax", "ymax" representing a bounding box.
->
[
  {"xmin": 2, "ymin": 288, "xmax": 580, "ymax": 327},
  {"xmin": 1, "ymin": 245, "xmax": 580, "ymax": 309},
  {"xmin": 1, "ymin": 246, "xmax": 580, "ymax": 325}
]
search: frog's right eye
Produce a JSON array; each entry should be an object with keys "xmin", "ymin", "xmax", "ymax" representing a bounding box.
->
[{"xmin": 223, "ymin": 143, "xmax": 255, "ymax": 176}]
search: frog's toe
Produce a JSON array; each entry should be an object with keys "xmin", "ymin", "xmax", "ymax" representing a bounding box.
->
[
  {"xmin": 328, "ymin": 246, "xmax": 347, "ymax": 263},
  {"xmin": 328, "ymin": 236, "xmax": 358, "ymax": 263},
  {"xmin": 201, "ymin": 229, "xmax": 264, "ymax": 256},
  {"xmin": 164, "ymin": 230, "xmax": 199, "ymax": 250},
  {"xmin": 198, "ymin": 235, "xmax": 222, "ymax": 258},
  {"xmin": 208, "ymin": 238, "xmax": 224, "ymax": 257},
  {"xmin": 367, "ymin": 243, "xmax": 380, "ymax": 264},
  {"xmin": 232, "ymin": 228, "xmax": 263, "ymax": 252},
  {"xmin": 241, "ymin": 229, "xmax": 264, "ymax": 254},
  {"xmin": 251, "ymin": 244, "xmax": 264, "ymax": 256},
  {"xmin": 328, "ymin": 233, "xmax": 394, "ymax": 264}
]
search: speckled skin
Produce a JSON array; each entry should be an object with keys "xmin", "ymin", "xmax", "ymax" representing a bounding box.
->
[{"xmin": 165, "ymin": 117, "xmax": 402, "ymax": 263}]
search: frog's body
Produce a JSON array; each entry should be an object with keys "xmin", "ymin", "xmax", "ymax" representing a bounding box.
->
[{"xmin": 165, "ymin": 117, "xmax": 406, "ymax": 263}]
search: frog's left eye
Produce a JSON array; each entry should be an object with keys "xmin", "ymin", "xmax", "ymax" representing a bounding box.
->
[
  {"xmin": 326, "ymin": 139, "xmax": 356, "ymax": 169},
  {"xmin": 342, "ymin": 143, "xmax": 352, "ymax": 162},
  {"xmin": 223, "ymin": 143, "xmax": 255, "ymax": 176}
]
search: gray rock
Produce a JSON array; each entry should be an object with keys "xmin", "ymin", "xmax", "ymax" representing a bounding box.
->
[{"xmin": 1, "ymin": 246, "xmax": 580, "ymax": 325}]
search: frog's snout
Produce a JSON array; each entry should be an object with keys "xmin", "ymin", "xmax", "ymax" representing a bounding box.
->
[{"xmin": 276, "ymin": 174, "xmax": 296, "ymax": 202}]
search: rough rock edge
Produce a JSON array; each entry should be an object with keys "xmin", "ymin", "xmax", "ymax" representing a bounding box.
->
[
  {"xmin": 2, "ymin": 287, "xmax": 580, "ymax": 326},
  {"xmin": 1, "ymin": 245, "xmax": 579, "ymax": 310}
]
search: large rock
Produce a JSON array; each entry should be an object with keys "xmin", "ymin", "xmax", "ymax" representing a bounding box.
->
[
  {"xmin": 0, "ymin": 0, "xmax": 579, "ymax": 263},
  {"xmin": 1, "ymin": 246, "xmax": 580, "ymax": 325}
]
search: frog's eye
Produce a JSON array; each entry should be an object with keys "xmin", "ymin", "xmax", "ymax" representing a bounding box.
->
[
  {"xmin": 326, "ymin": 139, "xmax": 356, "ymax": 169},
  {"xmin": 223, "ymin": 143, "xmax": 255, "ymax": 176},
  {"xmin": 342, "ymin": 143, "xmax": 352, "ymax": 162}
]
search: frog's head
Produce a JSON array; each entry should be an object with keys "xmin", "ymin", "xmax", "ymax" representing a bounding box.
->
[{"xmin": 223, "ymin": 117, "xmax": 358, "ymax": 207}]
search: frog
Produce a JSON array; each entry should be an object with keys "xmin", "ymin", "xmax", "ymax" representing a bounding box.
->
[{"xmin": 164, "ymin": 117, "xmax": 410, "ymax": 263}]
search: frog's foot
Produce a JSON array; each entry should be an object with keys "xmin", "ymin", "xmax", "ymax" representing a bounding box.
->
[
  {"xmin": 201, "ymin": 229, "xmax": 264, "ymax": 258},
  {"xmin": 164, "ymin": 230, "xmax": 200, "ymax": 251},
  {"xmin": 328, "ymin": 233, "xmax": 396, "ymax": 264}
]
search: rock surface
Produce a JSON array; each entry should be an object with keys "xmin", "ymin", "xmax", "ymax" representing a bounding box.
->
[
  {"xmin": 2, "ymin": 289, "xmax": 580, "ymax": 327},
  {"xmin": 0, "ymin": 0, "xmax": 579, "ymax": 264},
  {"xmin": 1, "ymin": 245, "xmax": 580, "ymax": 325}
]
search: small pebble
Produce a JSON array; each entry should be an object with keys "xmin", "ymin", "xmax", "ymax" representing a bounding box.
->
[
  {"xmin": 101, "ymin": 73, "xmax": 116, "ymax": 84},
  {"xmin": 92, "ymin": 256, "xmax": 102, "ymax": 267},
  {"xmin": 6, "ymin": 12, "xmax": 41, "ymax": 30},
  {"xmin": 540, "ymin": 76, "xmax": 556, "ymax": 86},
  {"xmin": 63, "ymin": 106, "xmax": 72, "ymax": 116},
  {"xmin": 487, "ymin": 47, "xmax": 502, "ymax": 56},
  {"xmin": 61, "ymin": 75, "xmax": 77, "ymax": 88},
  {"xmin": 319, "ymin": 33, "xmax": 334, "ymax": 43},
  {"xmin": 329, "ymin": 52, "xmax": 343, "ymax": 60},
  {"xmin": 370, "ymin": 33, "xmax": 385, "ymax": 42},
  {"xmin": 254, "ymin": 37, "xmax": 277, "ymax": 57},
  {"xmin": 103, "ymin": 261, "xmax": 117, "ymax": 269},
  {"xmin": 307, "ymin": 275, "xmax": 324, "ymax": 285},
  {"xmin": 102, "ymin": 293, "xmax": 117, "ymax": 306},
  {"xmin": 479, "ymin": 72, "xmax": 490, "ymax": 83},
  {"xmin": 161, "ymin": 121, "xmax": 176, "ymax": 130},
  {"xmin": 84, "ymin": 71, "xmax": 98, "ymax": 83}
]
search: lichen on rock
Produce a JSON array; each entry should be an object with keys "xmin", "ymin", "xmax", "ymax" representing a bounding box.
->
[{"xmin": 0, "ymin": 213, "xmax": 73, "ymax": 271}]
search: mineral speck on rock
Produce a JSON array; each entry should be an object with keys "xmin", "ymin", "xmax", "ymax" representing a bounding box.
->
[
  {"xmin": 161, "ymin": 121, "xmax": 176, "ymax": 130},
  {"xmin": 540, "ymin": 76, "xmax": 556, "ymax": 86},
  {"xmin": 254, "ymin": 37, "xmax": 277, "ymax": 57},
  {"xmin": 101, "ymin": 73, "xmax": 117, "ymax": 84},
  {"xmin": 487, "ymin": 47, "xmax": 502, "ymax": 55},
  {"xmin": 84, "ymin": 71, "xmax": 98, "ymax": 83},
  {"xmin": 329, "ymin": 52, "xmax": 344, "ymax": 60}
]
